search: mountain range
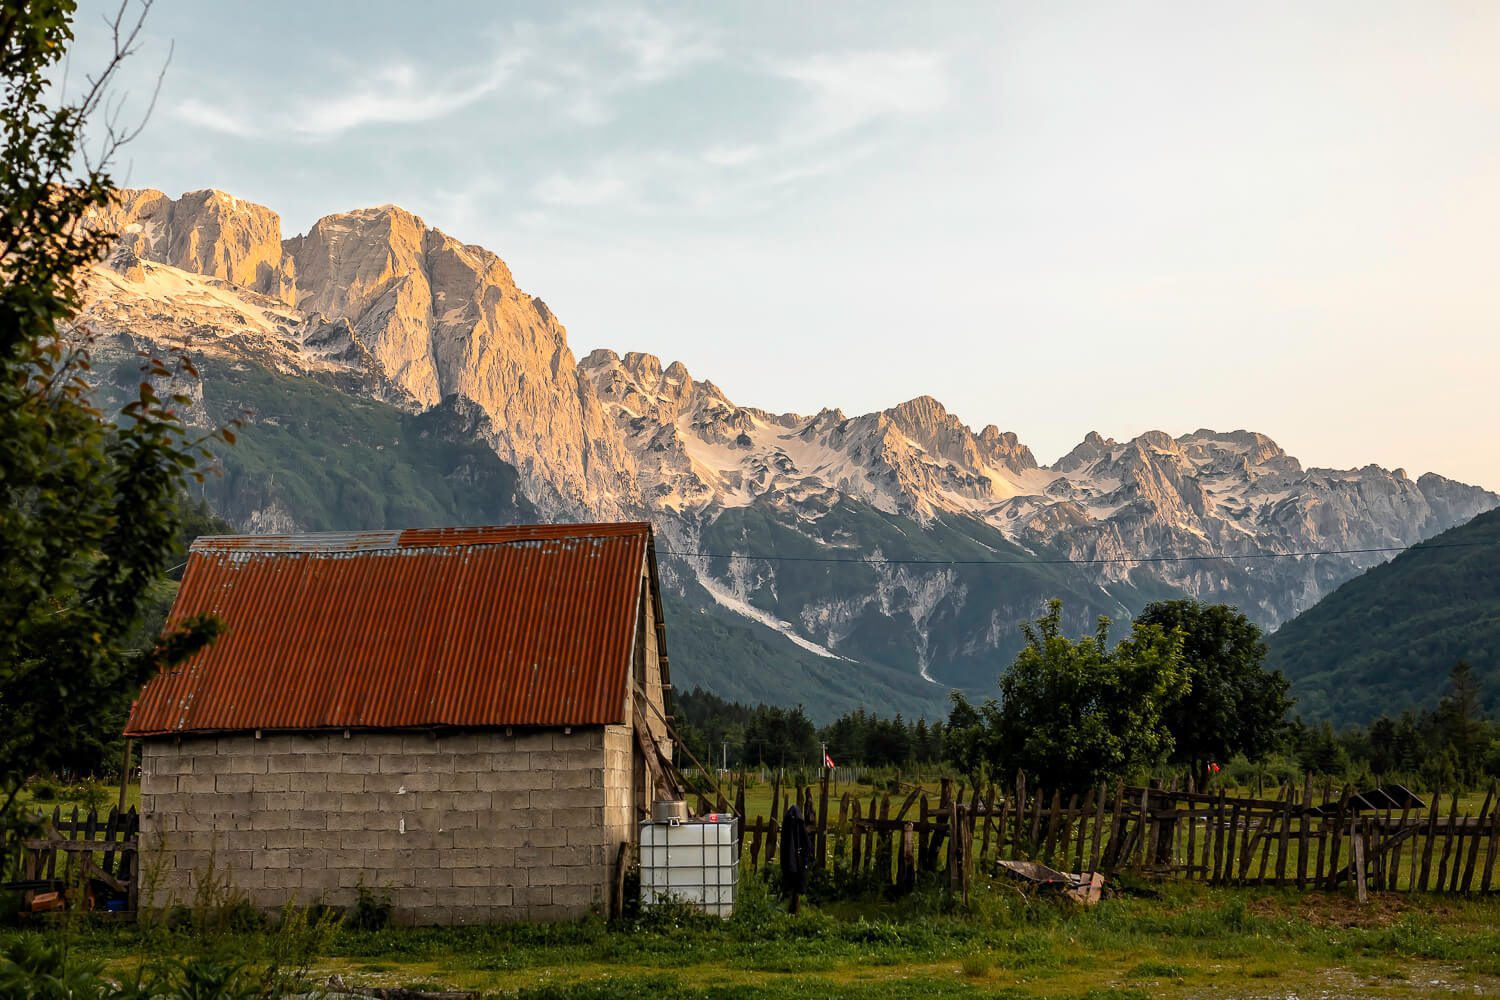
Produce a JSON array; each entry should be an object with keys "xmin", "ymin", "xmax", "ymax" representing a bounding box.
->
[{"xmin": 79, "ymin": 188, "xmax": 1499, "ymax": 720}]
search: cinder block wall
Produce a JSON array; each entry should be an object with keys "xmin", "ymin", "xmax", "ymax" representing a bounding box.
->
[{"xmin": 139, "ymin": 729, "xmax": 616, "ymax": 925}]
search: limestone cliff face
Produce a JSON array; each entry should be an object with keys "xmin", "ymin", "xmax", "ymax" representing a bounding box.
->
[
  {"xmin": 283, "ymin": 204, "xmax": 636, "ymax": 514},
  {"xmin": 92, "ymin": 188, "xmax": 294, "ymax": 301},
  {"xmin": 92, "ymin": 189, "xmax": 635, "ymax": 516}
]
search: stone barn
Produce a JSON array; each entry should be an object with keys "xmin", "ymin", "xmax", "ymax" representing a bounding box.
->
[{"xmin": 125, "ymin": 522, "xmax": 678, "ymax": 925}]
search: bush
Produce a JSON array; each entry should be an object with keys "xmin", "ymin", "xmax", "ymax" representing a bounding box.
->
[{"xmin": 348, "ymin": 882, "xmax": 394, "ymax": 931}]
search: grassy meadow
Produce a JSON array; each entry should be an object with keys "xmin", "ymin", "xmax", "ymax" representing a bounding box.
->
[{"xmin": 6, "ymin": 876, "xmax": 1500, "ymax": 998}]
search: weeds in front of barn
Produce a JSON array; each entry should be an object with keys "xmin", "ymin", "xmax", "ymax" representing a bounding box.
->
[{"xmin": 6, "ymin": 866, "xmax": 1500, "ymax": 998}]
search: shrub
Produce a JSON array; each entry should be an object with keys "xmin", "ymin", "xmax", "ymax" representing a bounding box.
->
[{"xmin": 348, "ymin": 882, "xmax": 394, "ymax": 931}]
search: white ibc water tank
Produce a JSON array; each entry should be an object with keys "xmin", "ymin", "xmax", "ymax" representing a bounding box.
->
[{"xmin": 638, "ymin": 813, "xmax": 739, "ymax": 917}]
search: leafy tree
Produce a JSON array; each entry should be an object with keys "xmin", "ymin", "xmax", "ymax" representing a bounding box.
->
[
  {"xmin": 990, "ymin": 599, "xmax": 1187, "ymax": 791},
  {"xmin": 0, "ymin": 1, "xmax": 223, "ymax": 819},
  {"xmin": 1136, "ymin": 600, "xmax": 1291, "ymax": 784},
  {"xmin": 742, "ymin": 704, "xmax": 818, "ymax": 767}
]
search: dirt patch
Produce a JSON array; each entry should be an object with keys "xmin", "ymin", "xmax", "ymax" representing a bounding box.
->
[{"xmin": 1246, "ymin": 891, "xmax": 1446, "ymax": 929}]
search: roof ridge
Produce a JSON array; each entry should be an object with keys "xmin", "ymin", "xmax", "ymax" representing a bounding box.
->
[{"xmin": 190, "ymin": 521, "xmax": 655, "ymax": 554}]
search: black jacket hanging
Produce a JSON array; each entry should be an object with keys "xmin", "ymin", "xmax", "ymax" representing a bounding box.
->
[{"xmin": 779, "ymin": 803, "xmax": 814, "ymax": 894}]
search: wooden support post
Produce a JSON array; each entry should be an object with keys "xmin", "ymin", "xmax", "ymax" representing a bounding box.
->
[
  {"xmin": 612, "ymin": 842, "xmax": 629, "ymax": 919},
  {"xmin": 816, "ymin": 768, "xmax": 831, "ymax": 867},
  {"xmin": 1275, "ymin": 790, "xmax": 1292, "ymax": 885},
  {"xmin": 1481, "ymin": 792, "xmax": 1500, "ymax": 894},
  {"xmin": 1297, "ymin": 773, "xmax": 1313, "ymax": 890},
  {"xmin": 1074, "ymin": 787, "xmax": 1094, "ymax": 874},
  {"xmin": 1089, "ymin": 782, "xmax": 1106, "ymax": 875},
  {"xmin": 1460, "ymin": 784, "xmax": 1493, "ymax": 893},
  {"xmin": 979, "ymin": 784, "xmax": 994, "ymax": 866},
  {"xmin": 1353, "ymin": 820, "xmax": 1368, "ymax": 904},
  {"xmin": 1014, "ymin": 771, "xmax": 1027, "ymax": 847},
  {"xmin": 1029, "ymin": 785, "xmax": 1045, "ymax": 855},
  {"xmin": 1436, "ymin": 791, "xmax": 1459, "ymax": 892},
  {"xmin": 1325, "ymin": 787, "xmax": 1350, "ymax": 890},
  {"xmin": 1043, "ymin": 789, "xmax": 1063, "ymax": 866},
  {"xmin": 1418, "ymin": 787, "xmax": 1440, "ymax": 891},
  {"xmin": 899, "ymin": 821, "xmax": 916, "ymax": 893}
]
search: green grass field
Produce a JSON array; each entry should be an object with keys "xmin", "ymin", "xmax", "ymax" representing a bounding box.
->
[{"xmin": 7, "ymin": 877, "xmax": 1500, "ymax": 998}]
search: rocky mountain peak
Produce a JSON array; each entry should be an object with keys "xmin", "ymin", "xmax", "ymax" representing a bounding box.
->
[{"xmin": 92, "ymin": 187, "xmax": 294, "ymax": 303}]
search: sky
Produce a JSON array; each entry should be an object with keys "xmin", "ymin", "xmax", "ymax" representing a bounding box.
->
[{"xmin": 72, "ymin": 1, "xmax": 1499, "ymax": 488}]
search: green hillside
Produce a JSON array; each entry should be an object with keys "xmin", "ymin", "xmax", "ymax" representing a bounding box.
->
[{"xmin": 1267, "ymin": 507, "xmax": 1500, "ymax": 725}]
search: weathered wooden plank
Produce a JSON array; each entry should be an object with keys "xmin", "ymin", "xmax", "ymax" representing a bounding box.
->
[
  {"xmin": 1459, "ymin": 785, "xmax": 1492, "ymax": 893},
  {"xmin": 1418, "ymin": 786, "xmax": 1440, "ymax": 891},
  {"xmin": 1275, "ymin": 790, "xmax": 1291, "ymax": 884},
  {"xmin": 1353, "ymin": 819, "xmax": 1368, "ymax": 904},
  {"xmin": 1074, "ymin": 787, "xmax": 1094, "ymax": 873},
  {"xmin": 1043, "ymin": 790, "xmax": 1063, "ymax": 866},
  {"xmin": 1185, "ymin": 792, "xmax": 1198, "ymax": 880},
  {"xmin": 1482, "ymin": 793, "xmax": 1500, "ymax": 894},
  {"xmin": 1089, "ymin": 782, "xmax": 1106, "ymax": 875},
  {"xmin": 1436, "ymin": 792, "xmax": 1459, "ymax": 892}
]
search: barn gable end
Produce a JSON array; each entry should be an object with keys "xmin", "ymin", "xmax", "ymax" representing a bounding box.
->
[{"xmin": 127, "ymin": 522, "xmax": 675, "ymax": 925}]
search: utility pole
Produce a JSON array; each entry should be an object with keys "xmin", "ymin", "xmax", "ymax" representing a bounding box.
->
[{"xmin": 721, "ymin": 740, "xmax": 727, "ymax": 773}]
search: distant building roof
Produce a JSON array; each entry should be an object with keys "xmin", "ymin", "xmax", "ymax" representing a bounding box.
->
[{"xmin": 125, "ymin": 523, "xmax": 662, "ymax": 736}]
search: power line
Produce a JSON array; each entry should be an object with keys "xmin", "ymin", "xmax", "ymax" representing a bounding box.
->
[{"xmin": 657, "ymin": 538, "xmax": 1494, "ymax": 568}]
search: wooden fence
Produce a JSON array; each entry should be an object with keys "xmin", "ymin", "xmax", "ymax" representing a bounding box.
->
[
  {"xmin": 2, "ymin": 806, "xmax": 140, "ymax": 916},
  {"xmin": 709, "ymin": 772, "xmax": 1500, "ymax": 900}
]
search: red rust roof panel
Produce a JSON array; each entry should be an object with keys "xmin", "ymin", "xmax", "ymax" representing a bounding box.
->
[{"xmin": 125, "ymin": 523, "xmax": 653, "ymax": 735}]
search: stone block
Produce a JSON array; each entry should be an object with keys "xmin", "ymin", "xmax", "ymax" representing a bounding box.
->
[
  {"xmin": 303, "ymin": 790, "xmax": 342, "ymax": 812},
  {"xmin": 261, "ymin": 791, "xmax": 304, "ymax": 812},
  {"xmin": 527, "ymin": 865, "xmax": 568, "ymax": 886},
  {"xmin": 250, "ymin": 810, "xmax": 291, "ymax": 831},
  {"xmin": 551, "ymin": 884, "xmax": 599, "ymax": 911},
  {"xmin": 324, "ymin": 772, "xmax": 363, "ymax": 793},
  {"xmin": 513, "ymin": 732, "xmax": 553, "ymax": 752},
  {"xmin": 438, "ymin": 771, "xmax": 479, "ymax": 792},
  {"xmin": 287, "ymin": 773, "xmax": 327, "ymax": 794},
  {"xmin": 397, "ymin": 770, "xmax": 440, "ymax": 792},
  {"xmin": 436, "ymin": 809, "xmax": 477, "ymax": 830},
  {"xmin": 286, "ymin": 809, "xmax": 325, "ymax": 833},
  {"xmin": 300, "ymin": 867, "xmax": 339, "ymax": 892},
  {"xmin": 475, "ymin": 847, "xmax": 516, "ymax": 870},
  {"xmin": 528, "ymin": 827, "xmax": 567, "ymax": 849},
  {"xmin": 553, "ymin": 768, "xmax": 597, "ymax": 790},
  {"xmin": 452, "ymin": 867, "xmax": 489, "ymax": 887},
  {"xmin": 517, "ymin": 885, "xmax": 552, "ymax": 908},
  {"xmin": 300, "ymin": 829, "xmax": 341, "ymax": 850},
  {"xmin": 552, "ymin": 806, "xmax": 603, "ymax": 828},
  {"xmin": 255, "ymin": 772, "xmax": 291, "ymax": 793},
  {"xmin": 178, "ymin": 774, "xmax": 217, "ymax": 795},
  {"xmin": 266, "ymin": 754, "xmax": 307, "ymax": 774},
  {"xmin": 438, "ymin": 848, "xmax": 478, "ymax": 869},
  {"xmin": 531, "ymin": 787, "xmax": 597, "ymax": 811},
  {"xmin": 340, "ymin": 829, "xmax": 380, "ymax": 850},
  {"xmin": 339, "ymin": 753, "xmax": 379, "ymax": 774},
  {"xmin": 360, "ymin": 772, "xmax": 404, "ymax": 794},
  {"xmin": 378, "ymin": 753, "xmax": 424, "ymax": 774},
  {"xmin": 152, "ymin": 753, "xmax": 194, "ymax": 776},
  {"xmin": 451, "ymin": 791, "xmax": 492, "ymax": 812},
  {"xmin": 140, "ymin": 773, "xmax": 177, "ymax": 797},
  {"xmin": 413, "ymin": 867, "xmax": 453, "ymax": 889},
  {"xmin": 215, "ymin": 773, "xmax": 254, "ymax": 794},
  {"xmin": 225, "ymin": 754, "xmax": 269, "ymax": 775}
]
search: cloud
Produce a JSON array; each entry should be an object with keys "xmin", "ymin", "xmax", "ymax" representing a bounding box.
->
[
  {"xmin": 533, "ymin": 172, "xmax": 633, "ymax": 208},
  {"xmin": 172, "ymin": 7, "xmax": 713, "ymax": 141},
  {"xmin": 775, "ymin": 50, "xmax": 953, "ymax": 138},
  {"xmin": 176, "ymin": 55, "xmax": 520, "ymax": 139}
]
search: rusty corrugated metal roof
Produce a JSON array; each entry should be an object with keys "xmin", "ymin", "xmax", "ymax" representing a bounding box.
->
[{"xmin": 125, "ymin": 523, "xmax": 657, "ymax": 736}]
